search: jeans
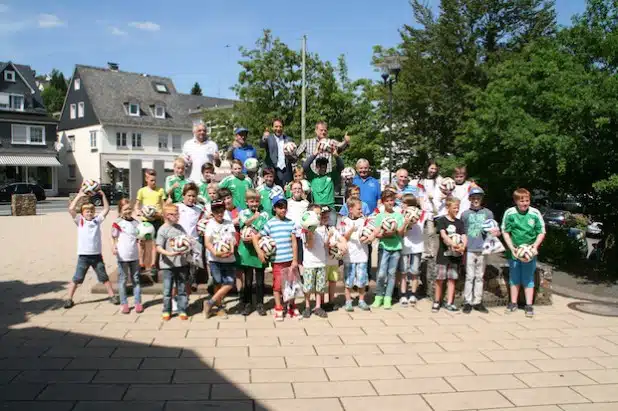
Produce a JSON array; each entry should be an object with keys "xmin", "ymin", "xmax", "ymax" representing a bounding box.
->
[
  {"xmin": 464, "ymin": 252, "xmax": 486, "ymax": 305},
  {"xmin": 162, "ymin": 267, "xmax": 189, "ymax": 314},
  {"xmin": 118, "ymin": 260, "xmax": 141, "ymax": 305},
  {"xmin": 242, "ymin": 266, "xmax": 265, "ymax": 305},
  {"xmin": 375, "ymin": 250, "xmax": 401, "ymax": 298}
]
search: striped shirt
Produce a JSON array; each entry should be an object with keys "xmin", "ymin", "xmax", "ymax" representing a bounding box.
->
[
  {"xmin": 296, "ymin": 137, "xmax": 349, "ymax": 174},
  {"xmin": 260, "ymin": 217, "xmax": 296, "ymax": 263}
]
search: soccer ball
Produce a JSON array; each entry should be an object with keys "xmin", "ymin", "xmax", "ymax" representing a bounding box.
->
[
  {"xmin": 317, "ymin": 139, "xmax": 335, "ymax": 153},
  {"xmin": 141, "ymin": 205, "xmax": 157, "ymax": 219},
  {"xmin": 244, "ymin": 157, "xmax": 259, "ymax": 172},
  {"xmin": 269, "ymin": 185, "xmax": 284, "ymax": 199},
  {"xmin": 301, "ymin": 179, "xmax": 311, "ymax": 193},
  {"xmin": 183, "ymin": 154, "xmax": 192, "ymax": 166},
  {"xmin": 81, "ymin": 179, "xmax": 100, "ymax": 195},
  {"xmin": 214, "ymin": 240, "xmax": 232, "ymax": 255},
  {"xmin": 404, "ymin": 206, "xmax": 422, "ymax": 223},
  {"xmin": 329, "ymin": 243, "xmax": 343, "ymax": 260},
  {"xmin": 515, "ymin": 244, "xmax": 536, "ymax": 262},
  {"xmin": 381, "ymin": 217, "xmax": 397, "ymax": 233},
  {"xmin": 258, "ymin": 236, "xmax": 276, "ymax": 257},
  {"xmin": 136, "ymin": 222, "xmax": 155, "ymax": 240},
  {"xmin": 440, "ymin": 177, "xmax": 456, "ymax": 194},
  {"xmin": 482, "ymin": 219, "xmax": 499, "ymax": 232},
  {"xmin": 197, "ymin": 218, "xmax": 209, "ymax": 234},
  {"xmin": 284, "ymin": 142, "xmax": 297, "ymax": 156},
  {"xmin": 241, "ymin": 226, "xmax": 257, "ymax": 242},
  {"xmin": 170, "ymin": 235, "xmax": 191, "ymax": 253},
  {"xmin": 449, "ymin": 233, "xmax": 462, "ymax": 246},
  {"xmin": 341, "ymin": 167, "xmax": 356, "ymax": 180},
  {"xmin": 360, "ymin": 225, "xmax": 375, "ymax": 243},
  {"xmin": 300, "ymin": 211, "xmax": 320, "ymax": 231}
]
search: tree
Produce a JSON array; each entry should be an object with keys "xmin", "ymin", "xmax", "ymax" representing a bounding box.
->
[
  {"xmin": 48, "ymin": 69, "xmax": 67, "ymax": 94},
  {"xmin": 41, "ymin": 86, "xmax": 65, "ymax": 113},
  {"xmin": 190, "ymin": 82, "xmax": 203, "ymax": 96}
]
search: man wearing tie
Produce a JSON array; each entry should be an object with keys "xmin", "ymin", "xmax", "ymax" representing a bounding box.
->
[{"xmin": 260, "ymin": 118, "xmax": 296, "ymax": 187}]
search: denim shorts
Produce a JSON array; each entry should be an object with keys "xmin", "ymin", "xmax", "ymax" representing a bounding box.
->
[
  {"xmin": 344, "ymin": 262, "xmax": 368, "ymax": 288},
  {"xmin": 73, "ymin": 254, "xmax": 109, "ymax": 284},
  {"xmin": 398, "ymin": 253, "xmax": 421, "ymax": 276},
  {"xmin": 509, "ymin": 257, "xmax": 536, "ymax": 288},
  {"xmin": 209, "ymin": 261, "xmax": 235, "ymax": 286},
  {"xmin": 436, "ymin": 263, "xmax": 459, "ymax": 280}
]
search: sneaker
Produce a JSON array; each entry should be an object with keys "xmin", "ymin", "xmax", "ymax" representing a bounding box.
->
[
  {"xmin": 63, "ymin": 299, "xmax": 74, "ymax": 309},
  {"xmin": 135, "ymin": 304, "xmax": 144, "ymax": 314},
  {"xmin": 172, "ymin": 298, "xmax": 179, "ymax": 314},
  {"xmin": 445, "ymin": 303, "xmax": 459, "ymax": 312},
  {"xmin": 474, "ymin": 303, "xmax": 489, "ymax": 314},
  {"xmin": 525, "ymin": 305, "xmax": 534, "ymax": 318},
  {"xmin": 383, "ymin": 296, "xmax": 393, "ymax": 310},
  {"xmin": 322, "ymin": 302, "xmax": 334, "ymax": 312},
  {"xmin": 462, "ymin": 303, "xmax": 472, "ymax": 314},
  {"xmin": 431, "ymin": 302, "xmax": 441, "ymax": 313},
  {"xmin": 302, "ymin": 307, "xmax": 312, "ymax": 319},
  {"xmin": 358, "ymin": 300, "xmax": 370, "ymax": 311},
  {"xmin": 109, "ymin": 295, "xmax": 120, "ymax": 305},
  {"xmin": 505, "ymin": 302, "xmax": 518, "ymax": 313},
  {"xmin": 216, "ymin": 308, "xmax": 229, "ymax": 319},
  {"xmin": 313, "ymin": 307, "xmax": 328, "ymax": 318},
  {"xmin": 162, "ymin": 312, "xmax": 171, "ymax": 321},
  {"xmin": 372, "ymin": 296, "xmax": 384, "ymax": 309},
  {"xmin": 256, "ymin": 304, "xmax": 267, "ymax": 316},
  {"xmin": 242, "ymin": 304, "xmax": 252, "ymax": 316},
  {"xmin": 203, "ymin": 301, "xmax": 213, "ymax": 319},
  {"xmin": 121, "ymin": 304, "xmax": 130, "ymax": 314},
  {"xmin": 288, "ymin": 306, "xmax": 301, "ymax": 319},
  {"xmin": 179, "ymin": 312, "xmax": 189, "ymax": 321},
  {"xmin": 400, "ymin": 296, "xmax": 409, "ymax": 307},
  {"xmin": 344, "ymin": 301, "xmax": 354, "ymax": 312},
  {"xmin": 274, "ymin": 307, "xmax": 284, "ymax": 322},
  {"xmin": 408, "ymin": 296, "xmax": 417, "ymax": 306}
]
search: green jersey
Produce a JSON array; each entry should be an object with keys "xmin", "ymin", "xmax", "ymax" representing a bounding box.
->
[
  {"xmin": 219, "ymin": 175, "xmax": 253, "ymax": 210},
  {"xmin": 501, "ymin": 206, "xmax": 545, "ymax": 259},
  {"xmin": 165, "ymin": 175, "xmax": 188, "ymax": 204},
  {"xmin": 237, "ymin": 208, "xmax": 270, "ymax": 268},
  {"xmin": 306, "ymin": 171, "xmax": 336, "ymax": 206},
  {"xmin": 374, "ymin": 211, "xmax": 404, "ymax": 251},
  {"xmin": 257, "ymin": 184, "xmax": 283, "ymax": 216},
  {"xmin": 196, "ymin": 179, "xmax": 211, "ymax": 203}
]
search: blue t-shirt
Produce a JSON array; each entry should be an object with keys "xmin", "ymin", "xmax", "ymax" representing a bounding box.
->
[
  {"xmin": 353, "ymin": 175, "xmax": 381, "ymax": 213},
  {"xmin": 461, "ymin": 207, "xmax": 494, "ymax": 252},
  {"xmin": 233, "ymin": 145, "xmax": 258, "ymax": 173},
  {"xmin": 396, "ymin": 185, "xmax": 419, "ymax": 205},
  {"xmin": 260, "ymin": 217, "xmax": 296, "ymax": 263},
  {"xmin": 339, "ymin": 201, "xmax": 371, "ymax": 217}
]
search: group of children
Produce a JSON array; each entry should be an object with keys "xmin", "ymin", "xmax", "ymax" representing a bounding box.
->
[{"xmin": 66, "ymin": 151, "xmax": 546, "ymax": 320}]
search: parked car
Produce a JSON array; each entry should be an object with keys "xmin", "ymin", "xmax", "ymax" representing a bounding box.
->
[
  {"xmin": 90, "ymin": 184, "xmax": 128, "ymax": 206},
  {"xmin": 543, "ymin": 209, "xmax": 572, "ymax": 228},
  {"xmin": 586, "ymin": 221, "xmax": 604, "ymax": 238},
  {"xmin": 0, "ymin": 183, "xmax": 46, "ymax": 203}
]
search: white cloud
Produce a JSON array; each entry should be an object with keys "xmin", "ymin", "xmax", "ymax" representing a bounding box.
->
[
  {"xmin": 110, "ymin": 26, "xmax": 127, "ymax": 36},
  {"xmin": 0, "ymin": 4, "xmax": 9, "ymax": 13},
  {"xmin": 129, "ymin": 21, "xmax": 160, "ymax": 31},
  {"xmin": 38, "ymin": 13, "xmax": 65, "ymax": 28}
]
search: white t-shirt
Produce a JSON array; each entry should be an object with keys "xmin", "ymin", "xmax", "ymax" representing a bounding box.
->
[
  {"xmin": 326, "ymin": 226, "xmax": 343, "ymax": 266},
  {"xmin": 74, "ymin": 214, "xmax": 105, "ymax": 255},
  {"xmin": 286, "ymin": 199, "xmax": 309, "ymax": 228},
  {"xmin": 341, "ymin": 217, "xmax": 368, "ymax": 264},
  {"xmin": 452, "ymin": 181, "xmax": 471, "ymax": 218},
  {"xmin": 111, "ymin": 217, "xmax": 139, "ymax": 262},
  {"xmin": 204, "ymin": 219, "xmax": 236, "ymax": 263},
  {"xmin": 302, "ymin": 226, "xmax": 328, "ymax": 268},
  {"xmin": 432, "ymin": 190, "xmax": 448, "ymax": 219},
  {"xmin": 177, "ymin": 203, "xmax": 203, "ymax": 239},
  {"xmin": 419, "ymin": 176, "xmax": 442, "ymax": 219},
  {"xmin": 183, "ymin": 137, "xmax": 219, "ymax": 182},
  {"xmin": 402, "ymin": 217, "xmax": 424, "ymax": 255}
]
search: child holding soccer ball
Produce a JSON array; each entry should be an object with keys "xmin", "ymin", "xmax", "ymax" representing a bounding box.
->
[
  {"xmin": 501, "ymin": 188, "xmax": 546, "ymax": 317},
  {"xmin": 135, "ymin": 169, "xmax": 166, "ymax": 277},
  {"xmin": 219, "ymin": 159, "xmax": 253, "ymax": 210},
  {"xmin": 112, "ymin": 199, "xmax": 142, "ymax": 314},
  {"xmin": 301, "ymin": 204, "xmax": 330, "ymax": 318}
]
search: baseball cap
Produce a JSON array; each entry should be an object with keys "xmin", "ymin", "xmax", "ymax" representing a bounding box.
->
[
  {"xmin": 234, "ymin": 127, "xmax": 249, "ymax": 135},
  {"xmin": 272, "ymin": 195, "xmax": 287, "ymax": 207},
  {"xmin": 211, "ymin": 199, "xmax": 225, "ymax": 210},
  {"xmin": 320, "ymin": 205, "xmax": 331, "ymax": 213},
  {"xmin": 469, "ymin": 186, "xmax": 485, "ymax": 197}
]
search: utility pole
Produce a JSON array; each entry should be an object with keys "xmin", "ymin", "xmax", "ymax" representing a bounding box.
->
[{"xmin": 301, "ymin": 35, "xmax": 307, "ymax": 143}]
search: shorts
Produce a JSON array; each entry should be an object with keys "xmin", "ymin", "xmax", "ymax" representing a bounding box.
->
[
  {"xmin": 73, "ymin": 254, "xmax": 109, "ymax": 284},
  {"xmin": 208, "ymin": 261, "xmax": 236, "ymax": 286},
  {"xmin": 344, "ymin": 262, "xmax": 368, "ymax": 288},
  {"xmin": 509, "ymin": 257, "xmax": 536, "ymax": 288},
  {"xmin": 326, "ymin": 265, "xmax": 339, "ymax": 282},
  {"xmin": 272, "ymin": 261, "xmax": 291, "ymax": 293},
  {"xmin": 436, "ymin": 263, "xmax": 459, "ymax": 280},
  {"xmin": 302, "ymin": 267, "xmax": 327, "ymax": 294},
  {"xmin": 398, "ymin": 253, "xmax": 421, "ymax": 276}
]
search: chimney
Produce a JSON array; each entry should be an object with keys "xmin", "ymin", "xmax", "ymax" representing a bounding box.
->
[{"xmin": 107, "ymin": 62, "xmax": 119, "ymax": 71}]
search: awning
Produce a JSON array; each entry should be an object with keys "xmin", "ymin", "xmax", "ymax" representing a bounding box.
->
[
  {"xmin": 107, "ymin": 160, "xmax": 174, "ymax": 170},
  {"xmin": 0, "ymin": 155, "xmax": 62, "ymax": 167}
]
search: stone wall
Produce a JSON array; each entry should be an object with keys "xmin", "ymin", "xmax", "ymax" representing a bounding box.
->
[{"xmin": 11, "ymin": 194, "xmax": 37, "ymax": 216}]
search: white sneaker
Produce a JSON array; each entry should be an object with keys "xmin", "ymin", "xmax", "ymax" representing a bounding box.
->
[
  {"xmin": 409, "ymin": 296, "xmax": 417, "ymax": 306},
  {"xmin": 172, "ymin": 297, "xmax": 178, "ymax": 314},
  {"xmin": 399, "ymin": 296, "xmax": 408, "ymax": 307}
]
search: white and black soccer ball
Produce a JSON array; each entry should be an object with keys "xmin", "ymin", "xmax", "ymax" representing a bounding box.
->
[
  {"xmin": 214, "ymin": 240, "xmax": 232, "ymax": 255},
  {"xmin": 381, "ymin": 217, "xmax": 397, "ymax": 233},
  {"xmin": 141, "ymin": 205, "xmax": 157, "ymax": 219},
  {"xmin": 269, "ymin": 185, "xmax": 284, "ymax": 199},
  {"xmin": 360, "ymin": 225, "xmax": 375, "ymax": 243},
  {"xmin": 241, "ymin": 226, "xmax": 257, "ymax": 242},
  {"xmin": 515, "ymin": 244, "xmax": 536, "ymax": 262},
  {"xmin": 81, "ymin": 179, "xmax": 100, "ymax": 195},
  {"xmin": 244, "ymin": 157, "xmax": 259, "ymax": 172},
  {"xmin": 329, "ymin": 243, "xmax": 343, "ymax": 260},
  {"xmin": 258, "ymin": 236, "xmax": 276, "ymax": 257},
  {"xmin": 171, "ymin": 235, "xmax": 191, "ymax": 253},
  {"xmin": 482, "ymin": 219, "xmax": 499, "ymax": 232},
  {"xmin": 196, "ymin": 218, "xmax": 209, "ymax": 234},
  {"xmin": 440, "ymin": 177, "xmax": 456, "ymax": 194},
  {"xmin": 341, "ymin": 167, "xmax": 356, "ymax": 180},
  {"xmin": 404, "ymin": 206, "xmax": 422, "ymax": 223},
  {"xmin": 136, "ymin": 222, "xmax": 155, "ymax": 240},
  {"xmin": 284, "ymin": 142, "xmax": 297, "ymax": 156},
  {"xmin": 317, "ymin": 139, "xmax": 335, "ymax": 153},
  {"xmin": 300, "ymin": 211, "xmax": 320, "ymax": 232},
  {"xmin": 449, "ymin": 233, "xmax": 462, "ymax": 246}
]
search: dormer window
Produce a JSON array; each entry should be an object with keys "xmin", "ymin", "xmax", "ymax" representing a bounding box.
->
[
  {"xmin": 74, "ymin": 78, "xmax": 80, "ymax": 90},
  {"xmin": 154, "ymin": 83, "xmax": 168, "ymax": 93},
  {"xmin": 128, "ymin": 102, "xmax": 140, "ymax": 117},
  {"xmin": 154, "ymin": 105, "xmax": 165, "ymax": 119},
  {"xmin": 4, "ymin": 70, "xmax": 15, "ymax": 82}
]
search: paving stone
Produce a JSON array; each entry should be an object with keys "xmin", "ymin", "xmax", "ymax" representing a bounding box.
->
[
  {"xmin": 500, "ymin": 387, "xmax": 590, "ymax": 406},
  {"xmin": 123, "ymin": 384, "xmax": 211, "ymax": 400},
  {"xmin": 140, "ymin": 358, "xmax": 214, "ymax": 369},
  {"xmin": 43, "ymin": 347, "xmax": 115, "ymax": 358},
  {"xmin": 447, "ymin": 374, "xmax": 527, "ymax": 391},
  {"xmin": 326, "ymin": 365, "xmax": 402, "ymax": 381},
  {"xmin": 315, "ymin": 344, "xmax": 381, "ymax": 355},
  {"xmin": 249, "ymin": 345, "xmax": 315, "ymax": 357},
  {"xmin": 0, "ymin": 358, "xmax": 71, "ymax": 370},
  {"xmin": 246, "ymin": 328, "xmax": 307, "ymax": 337},
  {"xmin": 371, "ymin": 377, "xmax": 453, "ymax": 395},
  {"xmin": 0, "ymin": 383, "xmax": 46, "ymax": 400},
  {"xmin": 439, "ymin": 340, "xmax": 503, "ymax": 351},
  {"xmin": 420, "ymin": 351, "xmax": 490, "ymax": 364},
  {"xmin": 181, "ymin": 347, "xmax": 248, "ymax": 358},
  {"xmin": 560, "ymin": 404, "xmax": 618, "ymax": 411},
  {"xmin": 515, "ymin": 371, "xmax": 597, "ymax": 387},
  {"xmin": 214, "ymin": 356, "xmax": 286, "ymax": 369},
  {"xmin": 216, "ymin": 337, "xmax": 279, "ymax": 347},
  {"xmin": 211, "ymin": 382, "xmax": 294, "ymax": 399},
  {"xmin": 495, "ymin": 338, "xmax": 561, "ymax": 349},
  {"xmin": 379, "ymin": 342, "xmax": 444, "ymax": 354},
  {"xmin": 165, "ymin": 401, "xmax": 253, "ymax": 411},
  {"xmin": 0, "ymin": 401, "xmax": 75, "ymax": 411},
  {"xmin": 399, "ymin": 333, "xmax": 461, "ymax": 343},
  {"xmin": 423, "ymin": 390, "xmax": 512, "ymax": 410},
  {"xmin": 540, "ymin": 347, "xmax": 609, "ymax": 359},
  {"xmin": 251, "ymin": 368, "xmax": 328, "ymax": 383},
  {"xmin": 1, "ymin": 346, "xmax": 51, "ymax": 357},
  {"xmin": 304, "ymin": 328, "xmax": 365, "ymax": 336},
  {"xmin": 37, "ymin": 383, "xmax": 128, "ymax": 400},
  {"xmin": 514, "ymin": 329, "xmax": 569, "ymax": 339},
  {"xmin": 339, "ymin": 335, "xmax": 403, "ymax": 344},
  {"xmin": 92, "ymin": 370, "xmax": 173, "ymax": 383},
  {"xmin": 13, "ymin": 370, "xmax": 95, "ymax": 383},
  {"xmin": 529, "ymin": 358, "xmax": 604, "ymax": 372},
  {"xmin": 72, "ymin": 401, "xmax": 165, "ymax": 411},
  {"xmin": 112, "ymin": 347, "xmax": 181, "ymax": 358},
  {"xmin": 66, "ymin": 358, "xmax": 142, "ymax": 370},
  {"xmin": 257, "ymin": 398, "xmax": 343, "ymax": 411},
  {"xmin": 187, "ymin": 329, "xmax": 247, "ymax": 338},
  {"xmin": 279, "ymin": 336, "xmax": 342, "ymax": 346},
  {"xmin": 590, "ymin": 356, "xmax": 618, "ymax": 368},
  {"xmin": 173, "ymin": 369, "xmax": 250, "ymax": 384},
  {"xmin": 580, "ymin": 368, "xmax": 618, "ymax": 383},
  {"xmin": 572, "ymin": 384, "xmax": 618, "ymax": 402},
  {"xmin": 153, "ymin": 337, "xmax": 216, "ymax": 348},
  {"xmin": 483, "ymin": 406, "xmax": 563, "ymax": 411},
  {"xmin": 340, "ymin": 394, "xmax": 433, "ymax": 411},
  {"xmin": 397, "ymin": 363, "xmax": 473, "ymax": 378},
  {"xmin": 355, "ymin": 353, "xmax": 424, "ymax": 366},
  {"xmin": 482, "ymin": 349, "xmax": 551, "ymax": 361},
  {"xmin": 0, "ymin": 370, "xmax": 18, "ymax": 384},
  {"xmin": 293, "ymin": 380, "xmax": 376, "ymax": 398},
  {"xmin": 285, "ymin": 355, "xmax": 357, "ymax": 368}
]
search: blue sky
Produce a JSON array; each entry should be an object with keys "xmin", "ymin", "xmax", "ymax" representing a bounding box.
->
[{"xmin": 0, "ymin": 0, "xmax": 586, "ymax": 99}]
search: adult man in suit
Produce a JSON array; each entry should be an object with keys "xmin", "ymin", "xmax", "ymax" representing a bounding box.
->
[{"xmin": 260, "ymin": 118, "xmax": 296, "ymax": 187}]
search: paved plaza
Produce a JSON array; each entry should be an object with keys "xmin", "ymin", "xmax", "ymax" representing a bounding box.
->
[{"xmin": 1, "ymin": 212, "xmax": 617, "ymax": 410}]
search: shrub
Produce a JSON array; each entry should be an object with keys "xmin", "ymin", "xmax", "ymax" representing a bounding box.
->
[{"xmin": 539, "ymin": 227, "xmax": 585, "ymax": 267}]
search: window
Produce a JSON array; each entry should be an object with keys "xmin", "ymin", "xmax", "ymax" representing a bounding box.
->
[
  {"xmin": 11, "ymin": 124, "xmax": 45, "ymax": 145},
  {"xmin": 0, "ymin": 93, "xmax": 24, "ymax": 111},
  {"xmin": 4, "ymin": 70, "xmax": 15, "ymax": 82},
  {"xmin": 172, "ymin": 135, "xmax": 181, "ymax": 150},
  {"xmin": 154, "ymin": 83, "xmax": 168, "ymax": 93},
  {"xmin": 158, "ymin": 133, "xmax": 168, "ymax": 149},
  {"xmin": 70, "ymin": 104, "xmax": 76, "ymax": 119},
  {"xmin": 68, "ymin": 165, "xmax": 76, "ymax": 180},
  {"xmin": 89, "ymin": 130, "xmax": 97, "ymax": 149},
  {"xmin": 67, "ymin": 135, "xmax": 75, "ymax": 152},
  {"xmin": 116, "ymin": 132, "xmax": 127, "ymax": 148},
  {"xmin": 129, "ymin": 103, "xmax": 140, "ymax": 116},
  {"xmin": 78, "ymin": 102, "xmax": 84, "ymax": 118},
  {"xmin": 132, "ymin": 132, "xmax": 142, "ymax": 148},
  {"xmin": 154, "ymin": 105, "xmax": 165, "ymax": 119},
  {"xmin": 74, "ymin": 78, "xmax": 80, "ymax": 90}
]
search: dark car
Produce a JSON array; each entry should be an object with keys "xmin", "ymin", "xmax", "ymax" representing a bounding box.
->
[
  {"xmin": 543, "ymin": 209, "xmax": 572, "ymax": 228},
  {"xmin": 90, "ymin": 183, "xmax": 128, "ymax": 206},
  {"xmin": 0, "ymin": 183, "xmax": 46, "ymax": 203}
]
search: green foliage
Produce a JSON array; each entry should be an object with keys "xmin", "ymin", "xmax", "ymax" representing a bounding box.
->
[
  {"xmin": 49, "ymin": 69, "xmax": 67, "ymax": 93},
  {"xmin": 202, "ymin": 107, "xmax": 236, "ymax": 151},
  {"xmin": 41, "ymin": 86, "xmax": 65, "ymax": 113},
  {"xmin": 190, "ymin": 82, "xmax": 202, "ymax": 96},
  {"xmin": 539, "ymin": 228, "xmax": 586, "ymax": 267}
]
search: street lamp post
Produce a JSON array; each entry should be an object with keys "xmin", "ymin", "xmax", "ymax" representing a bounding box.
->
[{"xmin": 378, "ymin": 56, "xmax": 404, "ymax": 184}]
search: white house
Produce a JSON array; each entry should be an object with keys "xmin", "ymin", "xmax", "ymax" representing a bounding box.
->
[{"xmin": 56, "ymin": 63, "xmax": 234, "ymax": 194}]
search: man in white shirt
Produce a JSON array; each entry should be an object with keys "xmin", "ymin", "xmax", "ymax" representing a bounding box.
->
[{"xmin": 183, "ymin": 122, "xmax": 221, "ymax": 182}]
